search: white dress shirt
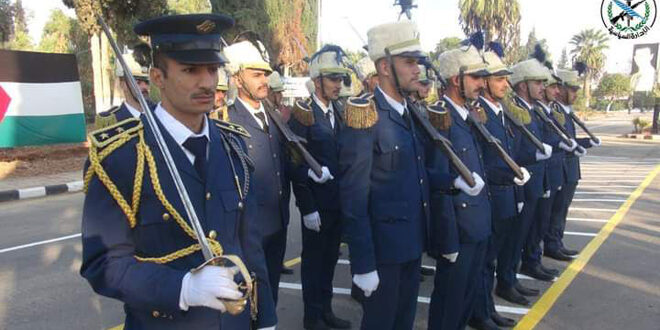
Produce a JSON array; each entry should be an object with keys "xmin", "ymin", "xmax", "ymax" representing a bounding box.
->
[
  {"xmin": 378, "ymin": 86, "xmax": 406, "ymax": 116},
  {"xmin": 124, "ymin": 101, "xmax": 142, "ymax": 118},
  {"xmin": 312, "ymin": 93, "xmax": 335, "ymax": 128},
  {"xmin": 154, "ymin": 103, "xmax": 209, "ymax": 165},
  {"xmin": 480, "ymin": 96, "xmax": 505, "ymax": 125},
  {"xmin": 444, "ymin": 95, "xmax": 469, "ymax": 121},
  {"xmin": 237, "ymin": 97, "xmax": 268, "ymax": 129}
]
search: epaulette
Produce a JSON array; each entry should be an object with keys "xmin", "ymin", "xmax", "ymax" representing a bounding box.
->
[
  {"xmin": 292, "ymin": 98, "xmax": 315, "ymax": 126},
  {"xmin": 427, "ymin": 100, "xmax": 452, "ymax": 131},
  {"xmin": 94, "ymin": 106, "xmax": 120, "ymax": 129},
  {"xmin": 502, "ymin": 95, "xmax": 532, "ymax": 125},
  {"xmin": 550, "ymin": 102, "xmax": 566, "ymax": 126},
  {"xmin": 209, "ymin": 105, "xmax": 229, "ymax": 121},
  {"xmin": 343, "ymin": 94, "xmax": 378, "ymax": 129},
  {"xmin": 468, "ymin": 101, "xmax": 488, "ymax": 124},
  {"xmin": 89, "ymin": 117, "xmax": 142, "ymax": 149},
  {"xmin": 213, "ymin": 119, "xmax": 251, "ymax": 138}
]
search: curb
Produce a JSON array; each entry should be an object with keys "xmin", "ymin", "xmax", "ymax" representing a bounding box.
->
[{"xmin": 0, "ymin": 181, "xmax": 83, "ymax": 203}]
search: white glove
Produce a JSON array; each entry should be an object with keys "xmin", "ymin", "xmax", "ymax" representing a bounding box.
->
[
  {"xmin": 303, "ymin": 211, "xmax": 321, "ymax": 232},
  {"xmin": 258, "ymin": 327, "xmax": 276, "ymax": 330},
  {"xmin": 453, "ymin": 172, "xmax": 485, "ymax": 196},
  {"xmin": 543, "ymin": 190, "xmax": 551, "ymax": 198},
  {"xmin": 535, "ymin": 143, "xmax": 552, "ymax": 161},
  {"xmin": 179, "ymin": 266, "xmax": 242, "ymax": 312},
  {"xmin": 590, "ymin": 137, "xmax": 601, "ymax": 147},
  {"xmin": 559, "ymin": 139, "xmax": 577, "ymax": 152},
  {"xmin": 442, "ymin": 252, "xmax": 459, "ymax": 263},
  {"xmin": 352, "ymin": 271, "xmax": 379, "ymax": 297},
  {"xmin": 517, "ymin": 202, "xmax": 524, "ymax": 213},
  {"xmin": 308, "ymin": 166, "xmax": 334, "ymax": 184},
  {"xmin": 513, "ymin": 167, "xmax": 531, "ymax": 186},
  {"xmin": 574, "ymin": 146, "xmax": 587, "ymax": 157}
]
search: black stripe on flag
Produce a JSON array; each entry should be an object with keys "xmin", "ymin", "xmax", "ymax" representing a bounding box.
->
[{"xmin": 0, "ymin": 50, "xmax": 80, "ymax": 83}]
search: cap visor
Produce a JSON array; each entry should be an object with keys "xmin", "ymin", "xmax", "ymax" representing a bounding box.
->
[{"xmin": 166, "ymin": 50, "xmax": 227, "ymax": 65}]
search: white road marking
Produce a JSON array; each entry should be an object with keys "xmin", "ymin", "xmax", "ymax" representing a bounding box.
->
[
  {"xmin": 569, "ymin": 207, "xmax": 618, "ymax": 212},
  {"xmin": 574, "ymin": 192, "xmax": 632, "ymax": 195},
  {"xmin": 564, "ymin": 231, "xmax": 598, "ymax": 237},
  {"xmin": 571, "ymin": 199, "xmax": 626, "ymax": 202},
  {"xmin": 18, "ymin": 187, "xmax": 46, "ymax": 200},
  {"xmin": 567, "ymin": 217, "xmax": 609, "ymax": 223},
  {"xmin": 577, "ymin": 186, "xmax": 637, "ymax": 189},
  {"xmin": 278, "ymin": 282, "xmax": 529, "ymax": 315},
  {"xmin": 0, "ymin": 233, "xmax": 81, "ymax": 254}
]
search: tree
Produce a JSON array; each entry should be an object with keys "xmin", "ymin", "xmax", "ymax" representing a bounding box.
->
[
  {"xmin": 558, "ymin": 47, "xmax": 569, "ymax": 70},
  {"xmin": 7, "ymin": 0, "xmax": 33, "ymax": 50},
  {"xmin": 167, "ymin": 0, "xmax": 211, "ymax": 14},
  {"xmin": 39, "ymin": 9, "xmax": 75, "ymax": 53},
  {"xmin": 570, "ymin": 28, "xmax": 609, "ymax": 108},
  {"xmin": 430, "ymin": 37, "xmax": 462, "ymax": 60},
  {"xmin": 210, "ymin": 0, "xmax": 318, "ymax": 75},
  {"xmin": 507, "ymin": 28, "xmax": 549, "ymax": 64},
  {"xmin": 458, "ymin": 0, "xmax": 521, "ymax": 51},
  {"xmin": 594, "ymin": 73, "xmax": 631, "ymax": 111},
  {"xmin": 0, "ymin": 0, "xmax": 14, "ymax": 46}
]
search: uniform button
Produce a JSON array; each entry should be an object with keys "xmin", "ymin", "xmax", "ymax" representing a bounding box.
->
[
  {"xmin": 423, "ymin": 202, "xmax": 428, "ymax": 207},
  {"xmin": 269, "ymin": 134, "xmax": 273, "ymax": 138},
  {"xmin": 248, "ymin": 144, "xmax": 253, "ymax": 149},
  {"xmin": 238, "ymin": 201, "xmax": 244, "ymax": 210},
  {"xmin": 205, "ymin": 192, "xmax": 211, "ymax": 200},
  {"xmin": 419, "ymin": 179, "xmax": 424, "ymax": 184},
  {"xmin": 273, "ymin": 153, "xmax": 277, "ymax": 158},
  {"xmin": 276, "ymin": 171, "xmax": 280, "ymax": 176},
  {"xmin": 395, "ymin": 145, "xmax": 399, "ymax": 150},
  {"xmin": 162, "ymin": 213, "xmax": 170, "ymax": 221},
  {"xmin": 462, "ymin": 147, "xmax": 467, "ymax": 152},
  {"xmin": 152, "ymin": 311, "xmax": 160, "ymax": 318},
  {"xmin": 279, "ymin": 190, "xmax": 283, "ymax": 195},
  {"xmin": 418, "ymin": 156, "xmax": 421, "ymax": 161},
  {"xmin": 209, "ymin": 230, "xmax": 217, "ymax": 240},
  {"xmin": 461, "ymin": 202, "xmax": 467, "ymax": 208}
]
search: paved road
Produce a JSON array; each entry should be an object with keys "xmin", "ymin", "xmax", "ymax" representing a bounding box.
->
[{"xmin": 0, "ymin": 116, "xmax": 659, "ymax": 329}]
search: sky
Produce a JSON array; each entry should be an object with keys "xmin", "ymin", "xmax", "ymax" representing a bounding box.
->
[{"xmin": 24, "ymin": 0, "xmax": 660, "ymax": 74}]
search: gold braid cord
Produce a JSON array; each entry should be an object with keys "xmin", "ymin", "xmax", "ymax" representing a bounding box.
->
[
  {"xmin": 551, "ymin": 105, "xmax": 567, "ymax": 126},
  {"xmin": 427, "ymin": 100, "xmax": 452, "ymax": 131},
  {"xmin": 502, "ymin": 95, "xmax": 532, "ymax": 125},
  {"xmin": 292, "ymin": 99, "xmax": 315, "ymax": 126},
  {"xmin": 344, "ymin": 96, "xmax": 378, "ymax": 129}
]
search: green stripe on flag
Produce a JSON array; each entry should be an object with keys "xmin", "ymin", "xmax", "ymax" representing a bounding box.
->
[{"xmin": 0, "ymin": 114, "xmax": 87, "ymax": 147}]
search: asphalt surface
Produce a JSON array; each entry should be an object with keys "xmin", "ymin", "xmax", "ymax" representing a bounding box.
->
[{"xmin": 0, "ymin": 113, "xmax": 658, "ymax": 330}]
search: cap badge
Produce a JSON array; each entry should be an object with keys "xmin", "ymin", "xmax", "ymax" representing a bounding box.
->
[{"xmin": 196, "ymin": 20, "xmax": 216, "ymax": 34}]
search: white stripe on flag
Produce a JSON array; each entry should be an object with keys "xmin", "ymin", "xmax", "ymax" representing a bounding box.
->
[{"xmin": 1, "ymin": 81, "xmax": 84, "ymax": 117}]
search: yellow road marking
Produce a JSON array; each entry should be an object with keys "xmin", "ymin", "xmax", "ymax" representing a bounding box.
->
[
  {"xmin": 283, "ymin": 256, "xmax": 301, "ymax": 268},
  {"xmin": 515, "ymin": 164, "xmax": 660, "ymax": 330}
]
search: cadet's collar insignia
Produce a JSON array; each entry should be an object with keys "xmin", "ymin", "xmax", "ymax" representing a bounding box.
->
[
  {"xmin": 213, "ymin": 119, "xmax": 251, "ymax": 138},
  {"xmin": 196, "ymin": 20, "xmax": 216, "ymax": 34},
  {"xmin": 90, "ymin": 117, "xmax": 142, "ymax": 148}
]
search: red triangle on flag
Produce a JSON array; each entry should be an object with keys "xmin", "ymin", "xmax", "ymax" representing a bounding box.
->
[{"xmin": 0, "ymin": 85, "xmax": 10, "ymax": 124}]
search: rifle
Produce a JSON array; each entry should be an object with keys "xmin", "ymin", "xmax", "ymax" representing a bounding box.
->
[
  {"xmin": 97, "ymin": 16, "xmax": 254, "ymax": 317},
  {"xmin": 501, "ymin": 106, "xmax": 546, "ymax": 152},
  {"xmin": 409, "ymin": 102, "xmax": 477, "ymax": 187},
  {"xmin": 466, "ymin": 102, "xmax": 525, "ymax": 180},
  {"xmin": 264, "ymin": 102, "xmax": 324, "ymax": 177},
  {"xmin": 610, "ymin": 0, "xmax": 646, "ymax": 25},
  {"xmin": 531, "ymin": 103, "xmax": 587, "ymax": 154},
  {"xmin": 567, "ymin": 111, "xmax": 599, "ymax": 143}
]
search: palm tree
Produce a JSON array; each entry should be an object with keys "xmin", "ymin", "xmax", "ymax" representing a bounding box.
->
[
  {"xmin": 458, "ymin": 0, "xmax": 521, "ymax": 51},
  {"xmin": 570, "ymin": 29, "xmax": 609, "ymax": 108}
]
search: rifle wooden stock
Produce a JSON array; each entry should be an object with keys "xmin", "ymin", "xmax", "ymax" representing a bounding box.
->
[
  {"xmin": 466, "ymin": 113, "xmax": 525, "ymax": 180},
  {"xmin": 532, "ymin": 106, "xmax": 586, "ymax": 154},
  {"xmin": 264, "ymin": 106, "xmax": 324, "ymax": 177},
  {"xmin": 409, "ymin": 107, "xmax": 476, "ymax": 187},
  {"xmin": 568, "ymin": 111, "xmax": 599, "ymax": 142},
  {"xmin": 502, "ymin": 109, "xmax": 546, "ymax": 152}
]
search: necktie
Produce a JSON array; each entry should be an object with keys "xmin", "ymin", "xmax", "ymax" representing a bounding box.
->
[
  {"xmin": 183, "ymin": 136, "xmax": 208, "ymax": 181},
  {"xmin": 255, "ymin": 111, "xmax": 269, "ymax": 133},
  {"xmin": 497, "ymin": 110, "xmax": 504, "ymax": 125},
  {"xmin": 402, "ymin": 107, "xmax": 411, "ymax": 129},
  {"xmin": 326, "ymin": 109, "xmax": 334, "ymax": 129}
]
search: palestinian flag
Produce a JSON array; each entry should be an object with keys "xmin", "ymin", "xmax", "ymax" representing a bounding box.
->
[{"xmin": 0, "ymin": 50, "xmax": 87, "ymax": 148}]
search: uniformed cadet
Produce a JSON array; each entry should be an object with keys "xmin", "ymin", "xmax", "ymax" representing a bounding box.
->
[
  {"xmin": 544, "ymin": 67, "xmax": 600, "ymax": 261},
  {"xmin": 504, "ymin": 58, "xmax": 558, "ymax": 298},
  {"xmin": 338, "ymin": 20, "xmax": 431, "ymax": 329},
  {"xmin": 223, "ymin": 40, "xmax": 333, "ymax": 310},
  {"xmin": 267, "ymin": 71, "xmax": 292, "ymax": 122},
  {"xmin": 427, "ymin": 43, "xmax": 492, "ymax": 330},
  {"xmin": 288, "ymin": 44, "xmax": 352, "ymax": 330},
  {"xmin": 470, "ymin": 49, "xmax": 532, "ymax": 330},
  {"xmin": 80, "ymin": 14, "xmax": 277, "ymax": 329},
  {"xmin": 95, "ymin": 50, "xmax": 153, "ymax": 128},
  {"xmin": 210, "ymin": 67, "xmax": 229, "ymax": 121},
  {"xmin": 411, "ymin": 64, "xmax": 432, "ymax": 108},
  {"xmin": 355, "ymin": 56, "xmax": 379, "ymax": 94}
]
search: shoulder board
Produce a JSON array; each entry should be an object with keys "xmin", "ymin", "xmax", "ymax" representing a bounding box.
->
[
  {"xmin": 94, "ymin": 106, "xmax": 121, "ymax": 129},
  {"xmin": 343, "ymin": 95, "xmax": 378, "ymax": 129},
  {"xmin": 550, "ymin": 102, "xmax": 566, "ymax": 125},
  {"xmin": 213, "ymin": 119, "xmax": 251, "ymax": 138},
  {"xmin": 292, "ymin": 99, "xmax": 315, "ymax": 126},
  {"xmin": 502, "ymin": 95, "xmax": 532, "ymax": 125},
  {"xmin": 427, "ymin": 100, "xmax": 452, "ymax": 131},
  {"xmin": 468, "ymin": 101, "xmax": 488, "ymax": 124},
  {"xmin": 89, "ymin": 117, "xmax": 142, "ymax": 148}
]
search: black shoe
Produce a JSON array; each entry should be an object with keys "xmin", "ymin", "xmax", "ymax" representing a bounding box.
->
[
  {"xmin": 495, "ymin": 286, "xmax": 530, "ymax": 306},
  {"xmin": 280, "ymin": 266, "xmax": 294, "ymax": 275},
  {"xmin": 322, "ymin": 312, "xmax": 351, "ymax": 329},
  {"xmin": 560, "ymin": 247, "xmax": 579, "ymax": 256},
  {"xmin": 304, "ymin": 319, "xmax": 330, "ymax": 330},
  {"xmin": 468, "ymin": 317, "xmax": 501, "ymax": 330},
  {"xmin": 539, "ymin": 263, "xmax": 559, "ymax": 276},
  {"xmin": 544, "ymin": 249, "xmax": 573, "ymax": 262},
  {"xmin": 420, "ymin": 266, "xmax": 435, "ymax": 276},
  {"xmin": 521, "ymin": 264, "xmax": 556, "ymax": 282},
  {"xmin": 514, "ymin": 282, "xmax": 539, "ymax": 297},
  {"xmin": 492, "ymin": 311, "xmax": 516, "ymax": 327}
]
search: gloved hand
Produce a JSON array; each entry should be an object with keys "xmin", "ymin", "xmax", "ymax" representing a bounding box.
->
[
  {"xmin": 303, "ymin": 211, "xmax": 321, "ymax": 232},
  {"xmin": 513, "ymin": 167, "xmax": 531, "ymax": 186},
  {"xmin": 442, "ymin": 252, "xmax": 459, "ymax": 263},
  {"xmin": 352, "ymin": 271, "xmax": 379, "ymax": 297},
  {"xmin": 574, "ymin": 146, "xmax": 587, "ymax": 157},
  {"xmin": 308, "ymin": 166, "xmax": 334, "ymax": 184},
  {"xmin": 590, "ymin": 137, "xmax": 601, "ymax": 147},
  {"xmin": 517, "ymin": 202, "xmax": 524, "ymax": 213},
  {"xmin": 179, "ymin": 265, "xmax": 242, "ymax": 312},
  {"xmin": 535, "ymin": 143, "xmax": 553, "ymax": 161},
  {"xmin": 453, "ymin": 172, "xmax": 485, "ymax": 196},
  {"xmin": 543, "ymin": 190, "xmax": 551, "ymax": 198},
  {"xmin": 559, "ymin": 139, "xmax": 577, "ymax": 152}
]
